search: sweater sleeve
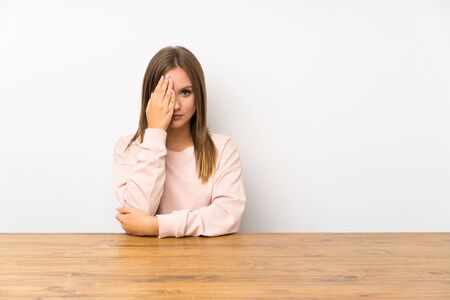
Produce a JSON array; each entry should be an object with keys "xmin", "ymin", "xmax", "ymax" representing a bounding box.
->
[
  {"xmin": 113, "ymin": 128, "xmax": 167, "ymax": 216},
  {"xmin": 155, "ymin": 137, "xmax": 247, "ymax": 238}
]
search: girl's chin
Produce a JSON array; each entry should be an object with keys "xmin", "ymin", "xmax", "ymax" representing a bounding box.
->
[{"xmin": 170, "ymin": 120, "xmax": 184, "ymax": 127}]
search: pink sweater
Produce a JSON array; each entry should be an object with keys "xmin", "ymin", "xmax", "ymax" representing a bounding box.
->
[{"xmin": 113, "ymin": 128, "xmax": 247, "ymax": 238}]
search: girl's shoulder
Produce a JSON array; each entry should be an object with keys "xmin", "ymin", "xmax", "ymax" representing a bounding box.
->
[
  {"xmin": 209, "ymin": 131, "xmax": 242, "ymax": 158},
  {"xmin": 209, "ymin": 131, "xmax": 232, "ymax": 150},
  {"xmin": 114, "ymin": 133, "xmax": 145, "ymax": 155},
  {"xmin": 117, "ymin": 133, "xmax": 140, "ymax": 147}
]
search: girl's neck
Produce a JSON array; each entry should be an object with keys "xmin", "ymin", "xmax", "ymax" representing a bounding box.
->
[{"xmin": 166, "ymin": 125, "xmax": 193, "ymax": 151}]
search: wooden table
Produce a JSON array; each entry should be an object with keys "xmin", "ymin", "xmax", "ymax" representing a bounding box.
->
[{"xmin": 0, "ymin": 233, "xmax": 449, "ymax": 299}]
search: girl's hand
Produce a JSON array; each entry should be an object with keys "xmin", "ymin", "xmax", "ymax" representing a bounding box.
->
[
  {"xmin": 146, "ymin": 74, "xmax": 176, "ymax": 131},
  {"xmin": 115, "ymin": 206, "xmax": 159, "ymax": 236}
]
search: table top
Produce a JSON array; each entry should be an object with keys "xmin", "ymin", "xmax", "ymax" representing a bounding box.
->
[{"xmin": 1, "ymin": 233, "xmax": 449, "ymax": 299}]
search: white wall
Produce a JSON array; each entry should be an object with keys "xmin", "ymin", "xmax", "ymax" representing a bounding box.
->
[{"xmin": 1, "ymin": 0, "xmax": 449, "ymax": 233}]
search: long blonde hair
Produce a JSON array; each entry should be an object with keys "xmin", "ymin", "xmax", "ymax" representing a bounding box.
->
[{"xmin": 124, "ymin": 45, "xmax": 217, "ymax": 184}]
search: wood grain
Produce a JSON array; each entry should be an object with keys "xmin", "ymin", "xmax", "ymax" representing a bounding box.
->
[{"xmin": 0, "ymin": 233, "xmax": 449, "ymax": 299}]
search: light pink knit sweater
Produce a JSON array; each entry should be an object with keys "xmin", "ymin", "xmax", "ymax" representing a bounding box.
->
[{"xmin": 113, "ymin": 128, "xmax": 246, "ymax": 238}]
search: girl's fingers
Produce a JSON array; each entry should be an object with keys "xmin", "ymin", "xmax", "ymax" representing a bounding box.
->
[
  {"xmin": 165, "ymin": 90, "xmax": 173, "ymax": 107},
  {"xmin": 150, "ymin": 75, "xmax": 163, "ymax": 100},
  {"xmin": 168, "ymin": 78, "xmax": 175, "ymax": 104},
  {"xmin": 166, "ymin": 89, "xmax": 173, "ymax": 108},
  {"xmin": 158, "ymin": 74, "xmax": 164, "ymax": 84},
  {"xmin": 156, "ymin": 75, "xmax": 167, "ymax": 99},
  {"xmin": 161, "ymin": 75, "xmax": 170, "ymax": 95},
  {"xmin": 153, "ymin": 75, "xmax": 164, "ymax": 95},
  {"xmin": 163, "ymin": 78, "xmax": 173, "ymax": 104},
  {"xmin": 170, "ymin": 89, "xmax": 175, "ymax": 106},
  {"xmin": 167, "ymin": 76, "xmax": 173, "ymax": 95}
]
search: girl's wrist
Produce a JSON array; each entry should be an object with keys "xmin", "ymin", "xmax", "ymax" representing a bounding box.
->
[{"xmin": 149, "ymin": 216, "xmax": 159, "ymax": 236}]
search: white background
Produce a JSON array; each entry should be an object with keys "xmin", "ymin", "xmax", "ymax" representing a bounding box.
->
[{"xmin": 1, "ymin": 0, "xmax": 449, "ymax": 233}]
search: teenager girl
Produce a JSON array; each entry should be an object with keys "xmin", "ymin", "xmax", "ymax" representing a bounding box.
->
[{"xmin": 113, "ymin": 45, "xmax": 247, "ymax": 238}]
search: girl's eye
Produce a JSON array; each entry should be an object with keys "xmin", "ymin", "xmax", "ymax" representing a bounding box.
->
[{"xmin": 181, "ymin": 90, "xmax": 192, "ymax": 96}]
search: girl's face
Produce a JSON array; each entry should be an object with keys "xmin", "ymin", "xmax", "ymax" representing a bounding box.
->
[{"xmin": 164, "ymin": 67, "xmax": 196, "ymax": 129}]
